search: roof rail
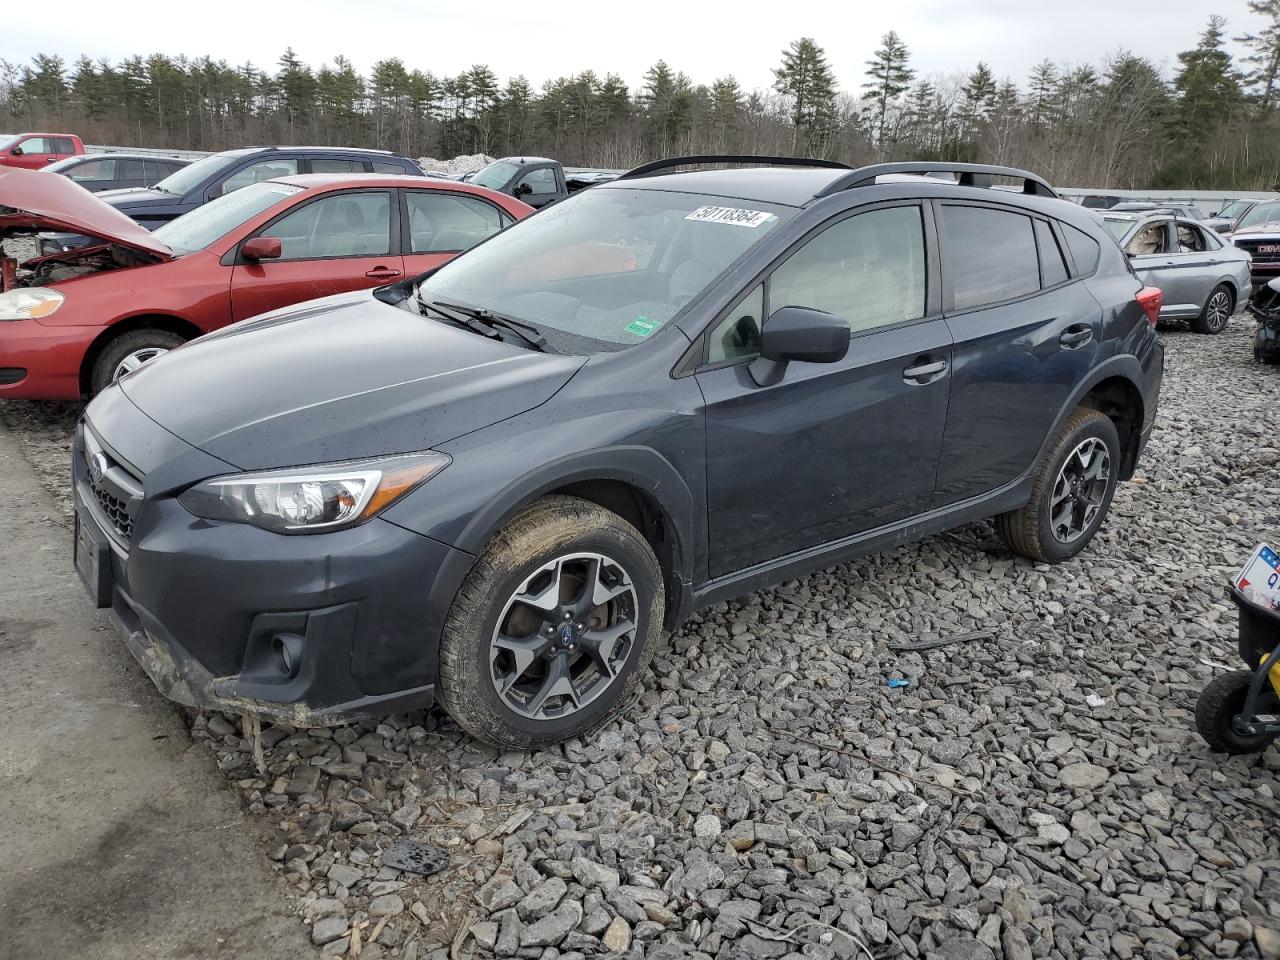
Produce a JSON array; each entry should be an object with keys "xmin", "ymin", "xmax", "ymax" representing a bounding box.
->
[
  {"xmin": 617, "ymin": 155, "xmax": 852, "ymax": 181},
  {"xmin": 816, "ymin": 162, "xmax": 1057, "ymax": 198}
]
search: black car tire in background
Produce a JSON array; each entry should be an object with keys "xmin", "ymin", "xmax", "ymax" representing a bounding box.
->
[
  {"xmin": 995, "ymin": 408, "xmax": 1121, "ymax": 564},
  {"xmin": 1192, "ymin": 284, "xmax": 1234, "ymax": 335},
  {"xmin": 90, "ymin": 328, "xmax": 188, "ymax": 396},
  {"xmin": 438, "ymin": 496, "xmax": 665, "ymax": 749}
]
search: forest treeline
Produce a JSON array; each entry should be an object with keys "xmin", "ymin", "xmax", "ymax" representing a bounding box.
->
[{"xmin": 4, "ymin": 3, "xmax": 1280, "ymax": 188}]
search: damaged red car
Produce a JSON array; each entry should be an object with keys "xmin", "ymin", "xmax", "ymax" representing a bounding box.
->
[{"xmin": 0, "ymin": 167, "xmax": 532, "ymax": 399}]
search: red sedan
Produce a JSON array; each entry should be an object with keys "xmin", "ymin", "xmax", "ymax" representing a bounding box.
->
[{"xmin": 0, "ymin": 168, "xmax": 532, "ymax": 399}]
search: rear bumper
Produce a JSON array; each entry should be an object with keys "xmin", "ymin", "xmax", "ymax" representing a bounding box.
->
[{"xmin": 0, "ymin": 319, "xmax": 93, "ymax": 399}]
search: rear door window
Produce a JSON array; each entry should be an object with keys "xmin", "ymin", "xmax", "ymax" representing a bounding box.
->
[
  {"xmin": 310, "ymin": 158, "xmax": 369, "ymax": 174},
  {"xmin": 373, "ymin": 160, "xmax": 407, "ymax": 174},
  {"xmin": 941, "ymin": 205, "xmax": 1040, "ymax": 310},
  {"xmin": 66, "ymin": 157, "xmax": 116, "ymax": 181},
  {"xmin": 53, "ymin": 137, "xmax": 76, "ymax": 154},
  {"xmin": 406, "ymin": 191, "xmax": 504, "ymax": 252},
  {"xmin": 1034, "ymin": 219, "xmax": 1070, "ymax": 288},
  {"xmin": 120, "ymin": 159, "xmax": 149, "ymax": 180}
]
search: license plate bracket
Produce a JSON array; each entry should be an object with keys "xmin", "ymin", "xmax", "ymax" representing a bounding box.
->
[{"xmin": 74, "ymin": 509, "xmax": 112, "ymax": 608}]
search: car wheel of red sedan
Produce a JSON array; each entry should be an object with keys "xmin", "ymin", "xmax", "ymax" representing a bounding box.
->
[{"xmin": 90, "ymin": 329, "xmax": 188, "ymax": 396}]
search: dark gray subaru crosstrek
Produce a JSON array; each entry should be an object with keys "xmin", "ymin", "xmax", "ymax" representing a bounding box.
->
[{"xmin": 74, "ymin": 158, "xmax": 1165, "ymax": 747}]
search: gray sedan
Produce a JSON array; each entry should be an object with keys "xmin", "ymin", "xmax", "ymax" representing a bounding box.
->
[{"xmin": 1100, "ymin": 212, "xmax": 1252, "ymax": 334}]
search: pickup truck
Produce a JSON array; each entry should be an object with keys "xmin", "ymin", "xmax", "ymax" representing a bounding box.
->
[
  {"xmin": 0, "ymin": 133, "xmax": 85, "ymax": 169},
  {"xmin": 463, "ymin": 156, "xmax": 618, "ymax": 208}
]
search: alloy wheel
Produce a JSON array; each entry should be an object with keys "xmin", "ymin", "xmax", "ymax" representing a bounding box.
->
[
  {"xmin": 1049, "ymin": 437, "xmax": 1111, "ymax": 544},
  {"xmin": 1205, "ymin": 290, "xmax": 1232, "ymax": 331},
  {"xmin": 111, "ymin": 347, "xmax": 170, "ymax": 382},
  {"xmin": 489, "ymin": 552, "xmax": 638, "ymax": 720}
]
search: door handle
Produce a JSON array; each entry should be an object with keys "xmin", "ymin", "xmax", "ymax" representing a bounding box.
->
[
  {"xmin": 1059, "ymin": 325, "xmax": 1094, "ymax": 349},
  {"xmin": 365, "ymin": 266, "xmax": 402, "ymax": 280},
  {"xmin": 903, "ymin": 357, "xmax": 948, "ymax": 384}
]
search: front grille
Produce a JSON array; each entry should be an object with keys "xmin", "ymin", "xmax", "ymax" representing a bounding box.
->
[
  {"xmin": 1235, "ymin": 240, "xmax": 1280, "ymax": 263},
  {"xmin": 78, "ymin": 424, "xmax": 144, "ymax": 545},
  {"xmin": 87, "ymin": 473, "xmax": 134, "ymax": 541}
]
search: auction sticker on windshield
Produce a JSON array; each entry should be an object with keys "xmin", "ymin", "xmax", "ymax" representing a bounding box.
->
[
  {"xmin": 685, "ymin": 205, "xmax": 775, "ymax": 228},
  {"xmin": 1236, "ymin": 543, "xmax": 1280, "ymax": 613}
]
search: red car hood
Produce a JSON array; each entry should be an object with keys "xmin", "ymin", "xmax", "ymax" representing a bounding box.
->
[{"xmin": 0, "ymin": 166, "xmax": 172, "ymax": 260}]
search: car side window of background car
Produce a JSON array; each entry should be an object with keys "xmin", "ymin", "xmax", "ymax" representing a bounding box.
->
[
  {"xmin": 221, "ymin": 158, "xmax": 300, "ymax": 195},
  {"xmin": 407, "ymin": 192, "xmax": 503, "ymax": 253},
  {"xmin": 1034, "ymin": 219, "xmax": 1070, "ymax": 288},
  {"xmin": 517, "ymin": 167, "xmax": 556, "ymax": 195},
  {"xmin": 68, "ymin": 157, "xmax": 116, "ymax": 181},
  {"xmin": 942, "ymin": 205, "xmax": 1040, "ymax": 310},
  {"xmin": 1126, "ymin": 221, "xmax": 1171, "ymax": 257},
  {"xmin": 18, "ymin": 136, "xmax": 52, "ymax": 153},
  {"xmin": 120, "ymin": 159, "xmax": 148, "ymax": 181},
  {"xmin": 373, "ymin": 160, "xmax": 406, "ymax": 174},
  {"xmin": 311, "ymin": 158, "xmax": 368, "ymax": 173},
  {"xmin": 268, "ymin": 191, "xmax": 392, "ymax": 259},
  {"xmin": 52, "ymin": 137, "xmax": 76, "ymax": 154},
  {"xmin": 769, "ymin": 205, "xmax": 927, "ymax": 333},
  {"xmin": 706, "ymin": 284, "xmax": 765, "ymax": 365}
]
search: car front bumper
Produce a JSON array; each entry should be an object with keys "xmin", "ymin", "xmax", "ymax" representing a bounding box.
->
[
  {"xmin": 0, "ymin": 319, "xmax": 94, "ymax": 399},
  {"xmin": 73, "ymin": 412, "xmax": 474, "ymax": 724}
]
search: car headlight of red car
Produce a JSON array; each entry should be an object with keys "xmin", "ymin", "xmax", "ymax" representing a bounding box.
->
[
  {"xmin": 178, "ymin": 452, "xmax": 451, "ymax": 533},
  {"xmin": 0, "ymin": 287, "xmax": 65, "ymax": 321}
]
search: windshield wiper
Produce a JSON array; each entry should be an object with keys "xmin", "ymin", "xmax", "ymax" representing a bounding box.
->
[
  {"xmin": 421, "ymin": 293, "xmax": 554, "ymax": 353},
  {"xmin": 151, "ymin": 184, "xmax": 174, "ymax": 196}
]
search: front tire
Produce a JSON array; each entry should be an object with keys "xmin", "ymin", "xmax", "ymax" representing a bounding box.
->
[
  {"xmin": 1191, "ymin": 284, "xmax": 1233, "ymax": 334},
  {"xmin": 995, "ymin": 408, "xmax": 1120, "ymax": 563},
  {"xmin": 1196, "ymin": 669, "xmax": 1279, "ymax": 754},
  {"xmin": 90, "ymin": 328, "xmax": 187, "ymax": 396},
  {"xmin": 438, "ymin": 495, "xmax": 665, "ymax": 749}
]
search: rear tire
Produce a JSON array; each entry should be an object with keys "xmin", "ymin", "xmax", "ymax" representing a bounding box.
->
[
  {"xmin": 90, "ymin": 328, "xmax": 187, "ymax": 396},
  {"xmin": 995, "ymin": 408, "xmax": 1120, "ymax": 563},
  {"xmin": 1191, "ymin": 284, "xmax": 1233, "ymax": 334},
  {"xmin": 438, "ymin": 495, "xmax": 665, "ymax": 749},
  {"xmin": 1196, "ymin": 669, "xmax": 1279, "ymax": 754}
]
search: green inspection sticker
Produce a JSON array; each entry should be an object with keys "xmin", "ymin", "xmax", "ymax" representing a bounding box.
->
[{"xmin": 626, "ymin": 316, "xmax": 660, "ymax": 337}]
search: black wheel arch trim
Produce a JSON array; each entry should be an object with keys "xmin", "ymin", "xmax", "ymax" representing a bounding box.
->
[
  {"xmin": 1027, "ymin": 354, "xmax": 1151, "ymax": 482},
  {"xmin": 441, "ymin": 446, "xmax": 699, "ymax": 629}
]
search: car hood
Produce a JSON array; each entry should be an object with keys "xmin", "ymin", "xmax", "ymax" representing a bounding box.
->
[
  {"xmin": 0, "ymin": 167, "xmax": 172, "ymax": 260},
  {"xmin": 1231, "ymin": 224, "xmax": 1280, "ymax": 239},
  {"xmin": 95, "ymin": 186, "xmax": 171, "ymax": 209},
  {"xmin": 118, "ymin": 291, "xmax": 587, "ymax": 471}
]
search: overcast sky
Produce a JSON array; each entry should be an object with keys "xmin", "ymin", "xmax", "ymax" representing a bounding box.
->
[{"xmin": 1, "ymin": 0, "xmax": 1261, "ymax": 93}]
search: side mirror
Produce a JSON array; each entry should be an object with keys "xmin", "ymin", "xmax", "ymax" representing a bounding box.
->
[
  {"xmin": 513, "ymin": 182, "xmax": 533, "ymax": 197},
  {"xmin": 10, "ymin": 145, "xmax": 22, "ymax": 156},
  {"xmin": 750, "ymin": 306, "xmax": 850, "ymax": 386},
  {"xmin": 241, "ymin": 237, "xmax": 282, "ymax": 261}
]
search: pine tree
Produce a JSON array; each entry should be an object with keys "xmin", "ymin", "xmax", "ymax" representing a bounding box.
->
[
  {"xmin": 641, "ymin": 60, "xmax": 693, "ymax": 155},
  {"xmin": 1171, "ymin": 14, "xmax": 1243, "ymax": 145},
  {"xmin": 961, "ymin": 62, "xmax": 998, "ymax": 128},
  {"xmin": 709, "ymin": 76, "xmax": 743, "ymax": 151},
  {"xmin": 773, "ymin": 38, "xmax": 837, "ymax": 155},
  {"xmin": 1027, "ymin": 60, "xmax": 1058, "ymax": 127},
  {"xmin": 863, "ymin": 31, "xmax": 914, "ymax": 152},
  {"xmin": 1238, "ymin": 1, "xmax": 1280, "ymax": 111}
]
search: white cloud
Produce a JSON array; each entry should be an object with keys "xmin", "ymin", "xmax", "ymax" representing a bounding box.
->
[{"xmin": 0, "ymin": 0, "xmax": 1260, "ymax": 94}]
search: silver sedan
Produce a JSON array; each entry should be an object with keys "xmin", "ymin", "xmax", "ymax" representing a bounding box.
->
[{"xmin": 1100, "ymin": 212, "xmax": 1252, "ymax": 334}]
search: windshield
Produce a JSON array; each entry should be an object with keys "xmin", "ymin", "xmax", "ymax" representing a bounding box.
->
[
  {"xmin": 0, "ymin": 135, "xmax": 18, "ymax": 152},
  {"xmin": 1237, "ymin": 201, "xmax": 1280, "ymax": 230},
  {"xmin": 151, "ymin": 152, "xmax": 241, "ymax": 196},
  {"xmin": 1102, "ymin": 217, "xmax": 1136, "ymax": 241},
  {"xmin": 153, "ymin": 181, "xmax": 303, "ymax": 254},
  {"xmin": 1217, "ymin": 199, "xmax": 1249, "ymax": 219},
  {"xmin": 469, "ymin": 160, "xmax": 521, "ymax": 190},
  {"xmin": 417, "ymin": 187, "xmax": 791, "ymax": 350}
]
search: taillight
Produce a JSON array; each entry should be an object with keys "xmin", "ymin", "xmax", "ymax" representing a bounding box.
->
[{"xmin": 1136, "ymin": 286, "xmax": 1163, "ymax": 328}]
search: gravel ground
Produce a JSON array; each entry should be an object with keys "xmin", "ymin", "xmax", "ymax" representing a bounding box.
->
[{"xmin": 3, "ymin": 320, "xmax": 1280, "ymax": 960}]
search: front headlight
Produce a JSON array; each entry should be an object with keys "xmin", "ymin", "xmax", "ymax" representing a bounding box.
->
[
  {"xmin": 0, "ymin": 287, "xmax": 65, "ymax": 321},
  {"xmin": 178, "ymin": 452, "xmax": 450, "ymax": 533}
]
